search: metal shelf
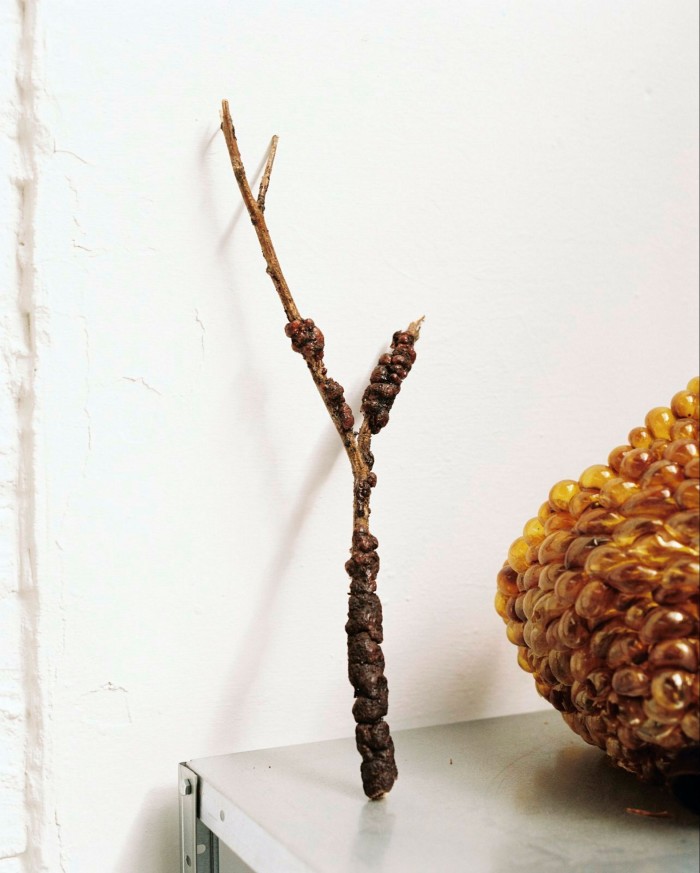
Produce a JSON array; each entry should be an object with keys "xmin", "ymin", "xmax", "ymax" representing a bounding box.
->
[{"xmin": 180, "ymin": 711, "xmax": 698, "ymax": 872}]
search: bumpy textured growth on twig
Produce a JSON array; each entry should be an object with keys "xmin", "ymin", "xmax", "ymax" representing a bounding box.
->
[
  {"xmin": 362, "ymin": 330, "xmax": 418, "ymax": 434},
  {"xmin": 345, "ymin": 521, "xmax": 398, "ymax": 798}
]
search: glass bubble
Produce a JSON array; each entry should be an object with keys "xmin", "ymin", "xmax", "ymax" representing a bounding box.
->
[
  {"xmin": 651, "ymin": 669, "xmax": 692, "ymax": 711},
  {"xmin": 629, "ymin": 426, "xmax": 652, "ymax": 449},
  {"xmin": 497, "ymin": 563, "xmax": 519, "ymax": 596},
  {"xmin": 507, "ymin": 536, "xmax": 530, "ymax": 574},
  {"xmin": 570, "ymin": 647, "xmax": 602, "ymax": 682},
  {"xmin": 640, "ymin": 607, "xmax": 697, "ymax": 643},
  {"xmin": 599, "ymin": 478, "xmax": 638, "ymax": 510},
  {"xmin": 640, "ymin": 460, "xmax": 685, "ymax": 490},
  {"xmin": 575, "ymin": 580, "xmax": 615, "ymax": 621},
  {"xmin": 506, "ymin": 620, "xmax": 525, "ymax": 646},
  {"xmin": 649, "ymin": 639, "xmax": 698, "ymax": 672},
  {"xmin": 553, "ymin": 569, "xmax": 587, "ymax": 604},
  {"xmin": 565, "ymin": 535, "xmax": 602, "ymax": 569},
  {"xmin": 521, "ymin": 562, "xmax": 544, "ymax": 591},
  {"xmin": 607, "ymin": 634, "xmax": 647, "ymax": 668},
  {"xmin": 568, "ymin": 490, "xmax": 602, "ymax": 518},
  {"xmin": 675, "ymin": 479, "xmax": 699, "ymax": 511},
  {"xmin": 538, "ymin": 530, "xmax": 577, "ymax": 564},
  {"xmin": 549, "ymin": 479, "xmax": 580, "ymax": 512},
  {"xmin": 549, "ymin": 649, "xmax": 573, "ymax": 685},
  {"xmin": 584, "ymin": 543, "xmax": 626, "ymax": 576},
  {"xmin": 671, "ymin": 390, "xmax": 699, "ymax": 419},
  {"xmin": 523, "ymin": 516, "xmax": 545, "ymax": 545},
  {"xmin": 671, "ymin": 418, "xmax": 698, "ymax": 441},
  {"xmin": 612, "ymin": 667, "xmax": 650, "ymax": 697},
  {"xmin": 619, "ymin": 449, "xmax": 654, "ymax": 481},
  {"xmin": 663, "ymin": 438, "xmax": 699, "ymax": 466},
  {"xmin": 575, "ymin": 507, "xmax": 624, "ymax": 535},
  {"xmin": 580, "ymin": 464, "xmax": 615, "ymax": 490},
  {"xmin": 543, "ymin": 512, "xmax": 575, "ymax": 534},
  {"xmin": 556, "ymin": 607, "xmax": 589, "ymax": 648},
  {"xmin": 608, "ymin": 444, "xmax": 632, "ymax": 472},
  {"xmin": 645, "ymin": 407, "xmax": 676, "ymax": 440},
  {"xmin": 684, "ymin": 456, "xmax": 699, "ymax": 478}
]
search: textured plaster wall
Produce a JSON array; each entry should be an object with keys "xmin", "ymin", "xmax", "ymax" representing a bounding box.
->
[{"xmin": 1, "ymin": 1, "xmax": 698, "ymax": 871}]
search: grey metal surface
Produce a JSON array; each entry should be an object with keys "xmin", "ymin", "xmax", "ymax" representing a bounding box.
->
[
  {"xmin": 188, "ymin": 711, "xmax": 699, "ymax": 873},
  {"xmin": 180, "ymin": 762, "xmax": 219, "ymax": 873}
]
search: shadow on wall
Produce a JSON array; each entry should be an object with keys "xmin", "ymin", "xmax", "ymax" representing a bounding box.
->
[{"xmin": 114, "ymin": 786, "xmax": 178, "ymax": 873}]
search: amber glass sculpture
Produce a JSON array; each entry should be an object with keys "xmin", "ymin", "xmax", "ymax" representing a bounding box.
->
[{"xmin": 496, "ymin": 378, "xmax": 699, "ymax": 805}]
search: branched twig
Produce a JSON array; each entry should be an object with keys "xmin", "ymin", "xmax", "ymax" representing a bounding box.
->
[{"xmin": 220, "ymin": 99, "xmax": 423, "ymax": 799}]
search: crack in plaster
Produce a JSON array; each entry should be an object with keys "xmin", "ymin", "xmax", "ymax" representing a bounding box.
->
[
  {"xmin": 121, "ymin": 375, "xmax": 163, "ymax": 396},
  {"xmin": 194, "ymin": 308, "xmax": 206, "ymax": 354}
]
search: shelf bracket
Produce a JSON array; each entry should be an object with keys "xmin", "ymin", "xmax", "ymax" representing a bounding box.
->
[{"xmin": 179, "ymin": 762, "xmax": 219, "ymax": 873}]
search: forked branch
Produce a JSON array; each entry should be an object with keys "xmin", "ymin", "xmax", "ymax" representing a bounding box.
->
[{"xmin": 220, "ymin": 99, "xmax": 423, "ymax": 799}]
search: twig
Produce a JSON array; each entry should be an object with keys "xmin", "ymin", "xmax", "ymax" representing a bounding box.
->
[
  {"xmin": 220, "ymin": 99, "xmax": 423, "ymax": 799},
  {"xmin": 257, "ymin": 136, "xmax": 278, "ymax": 213}
]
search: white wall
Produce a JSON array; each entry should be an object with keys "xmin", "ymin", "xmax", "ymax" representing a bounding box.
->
[{"xmin": 1, "ymin": 1, "xmax": 698, "ymax": 871}]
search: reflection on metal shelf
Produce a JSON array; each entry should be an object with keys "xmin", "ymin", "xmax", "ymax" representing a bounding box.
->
[{"xmin": 180, "ymin": 711, "xmax": 699, "ymax": 873}]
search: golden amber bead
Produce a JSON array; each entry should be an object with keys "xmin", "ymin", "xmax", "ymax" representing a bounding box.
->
[
  {"xmin": 672, "ymin": 390, "xmax": 699, "ymax": 420},
  {"xmin": 640, "ymin": 608, "xmax": 697, "ymax": 644},
  {"xmin": 663, "ymin": 438, "xmax": 699, "ymax": 466},
  {"xmin": 606, "ymin": 634, "xmax": 647, "ymax": 669},
  {"xmin": 538, "ymin": 530, "xmax": 576, "ymax": 564},
  {"xmin": 575, "ymin": 507, "xmax": 624, "ymax": 535},
  {"xmin": 619, "ymin": 448, "xmax": 654, "ymax": 481},
  {"xmin": 671, "ymin": 418, "xmax": 698, "ymax": 441},
  {"xmin": 543, "ymin": 512, "xmax": 575, "ymax": 534},
  {"xmin": 645, "ymin": 407, "xmax": 676, "ymax": 440},
  {"xmin": 537, "ymin": 561, "xmax": 563, "ymax": 591},
  {"xmin": 649, "ymin": 639, "xmax": 698, "ymax": 672},
  {"xmin": 612, "ymin": 667, "xmax": 650, "ymax": 697},
  {"xmin": 548, "ymin": 479, "xmax": 579, "ymax": 512},
  {"xmin": 553, "ymin": 570, "xmax": 587, "ymax": 604},
  {"xmin": 579, "ymin": 464, "xmax": 615, "ymax": 490},
  {"xmin": 495, "ymin": 591, "xmax": 509, "ymax": 618},
  {"xmin": 507, "ymin": 536, "xmax": 530, "ymax": 574},
  {"xmin": 548, "ymin": 649, "xmax": 573, "ymax": 685},
  {"xmin": 522, "ymin": 516, "xmax": 545, "ymax": 546},
  {"xmin": 608, "ymin": 444, "xmax": 631, "ymax": 472},
  {"xmin": 496, "ymin": 563, "xmax": 519, "ymax": 597},
  {"xmin": 684, "ymin": 456, "xmax": 699, "ymax": 478},
  {"xmin": 675, "ymin": 479, "xmax": 699, "ymax": 510},
  {"xmin": 506, "ymin": 620, "xmax": 525, "ymax": 646},
  {"xmin": 537, "ymin": 500, "xmax": 553, "ymax": 523},
  {"xmin": 640, "ymin": 460, "xmax": 685, "ymax": 490},
  {"xmin": 570, "ymin": 648, "xmax": 602, "ymax": 682},
  {"xmin": 575, "ymin": 580, "xmax": 615, "ymax": 622},
  {"xmin": 521, "ymin": 562, "xmax": 544, "ymax": 591},
  {"xmin": 628, "ymin": 426, "xmax": 653, "ymax": 449},
  {"xmin": 517, "ymin": 646, "xmax": 532, "ymax": 673},
  {"xmin": 564, "ymin": 535, "xmax": 601, "ymax": 569},
  {"xmin": 568, "ymin": 490, "xmax": 602, "ymax": 517},
  {"xmin": 686, "ymin": 375, "xmax": 700, "ymax": 395},
  {"xmin": 650, "ymin": 670, "xmax": 692, "ymax": 711},
  {"xmin": 599, "ymin": 477, "xmax": 638, "ymax": 510}
]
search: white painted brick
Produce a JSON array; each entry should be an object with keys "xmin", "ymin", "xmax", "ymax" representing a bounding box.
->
[{"xmin": 0, "ymin": 858, "xmax": 22, "ymax": 873}]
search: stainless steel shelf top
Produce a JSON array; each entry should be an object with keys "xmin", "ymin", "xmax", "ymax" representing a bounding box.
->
[{"xmin": 187, "ymin": 711, "xmax": 699, "ymax": 873}]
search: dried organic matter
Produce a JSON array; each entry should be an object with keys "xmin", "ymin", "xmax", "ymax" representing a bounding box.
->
[
  {"xmin": 220, "ymin": 100, "xmax": 422, "ymax": 799},
  {"xmin": 496, "ymin": 378, "xmax": 700, "ymax": 808}
]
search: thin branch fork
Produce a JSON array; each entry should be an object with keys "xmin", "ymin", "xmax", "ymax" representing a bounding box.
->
[{"xmin": 220, "ymin": 99, "xmax": 423, "ymax": 799}]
